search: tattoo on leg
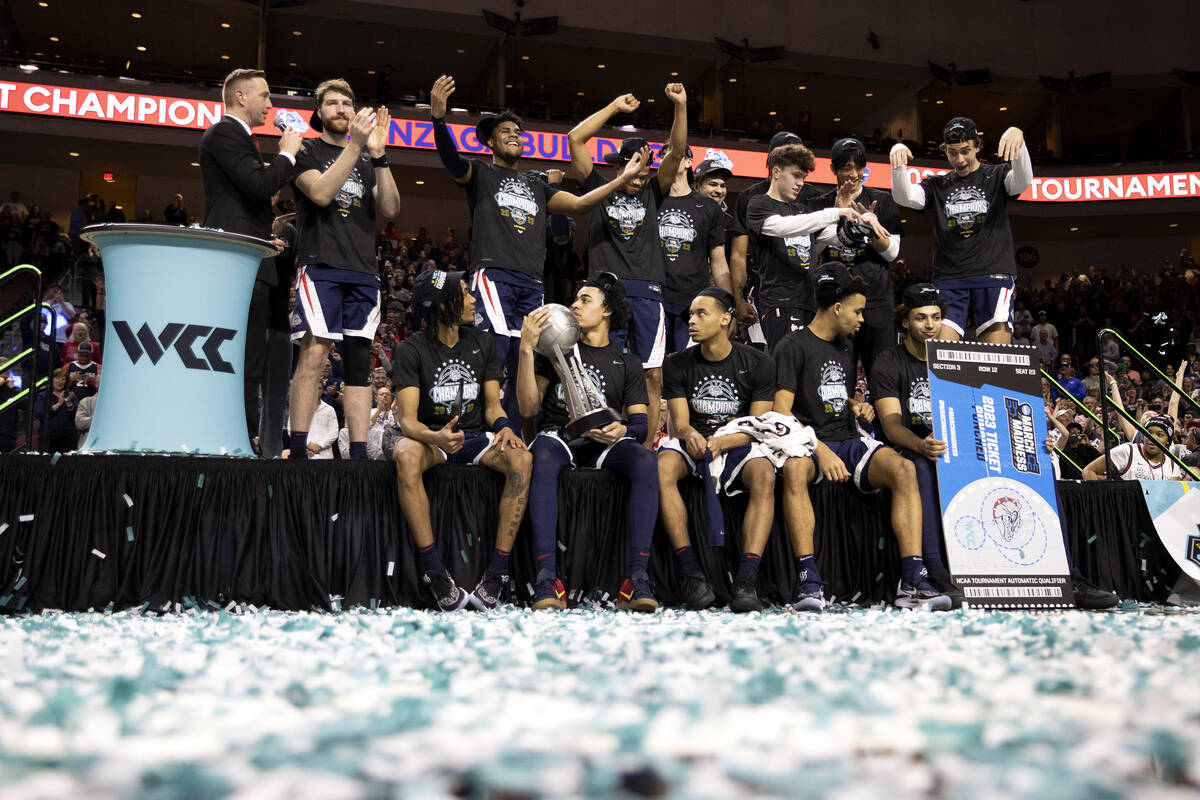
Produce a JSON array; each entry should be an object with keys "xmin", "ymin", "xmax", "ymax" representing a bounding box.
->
[{"xmin": 502, "ymin": 469, "xmax": 526, "ymax": 499}]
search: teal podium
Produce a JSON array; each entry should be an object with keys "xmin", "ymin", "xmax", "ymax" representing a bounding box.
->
[{"xmin": 79, "ymin": 224, "xmax": 276, "ymax": 456}]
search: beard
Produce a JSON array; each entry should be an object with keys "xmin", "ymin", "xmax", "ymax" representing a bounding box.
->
[{"xmin": 323, "ymin": 115, "xmax": 351, "ymax": 135}]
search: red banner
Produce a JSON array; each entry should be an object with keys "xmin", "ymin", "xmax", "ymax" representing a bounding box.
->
[{"xmin": 3, "ymin": 79, "xmax": 1199, "ymax": 202}]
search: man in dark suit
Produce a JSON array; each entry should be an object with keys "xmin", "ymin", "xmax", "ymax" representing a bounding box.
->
[{"xmin": 199, "ymin": 68, "xmax": 302, "ymax": 453}]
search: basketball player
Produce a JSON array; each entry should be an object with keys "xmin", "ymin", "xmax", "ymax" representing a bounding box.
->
[
  {"xmin": 811, "ymin": 137, "xmax": 903, "ymax": 378},
  {"xmin": 391, "ymin": 268, "xmax": 533, "ymax": 611},
  {"xmin": 869, "ymin": 283, "xmax": 961, "ymax": 606},
  {"xmin": 288, "ymin": 79, "xmax": 400, "ymax": 460},
  {"xmin": 516, "ymin": 274, "xmax": 658, "ymax": 612},
  {"xmin": 657, "ymin": 142, "xmax": 732, "ymax": 353},
  {"xmin": 428, "ymin": 75, "xmax": 646, "ymax": 423},
  {"xmin": 567, "ymin": 83, "xmax": 689, "ymax": 445},
  {"xmin": 729, "ymin": 132, "xmax": 821, "ymax": 343},
  {"xmin": 1082, "ymin": 416, "xmax": 1184, "ymax": 481},
  {"xmin": 744, "ymin": 144, "xmax": 866, "ymax": 350},
  {"xmin": 658, "ymin": 288, "xmax": 776, "ymax": 611},
  {"xmin": 773, "ymin": 263, "xmax": 951, "ymax": 610},
  {"xmin": 889, "ymin": 117, "xmax": 1031, "ymax": 344}
]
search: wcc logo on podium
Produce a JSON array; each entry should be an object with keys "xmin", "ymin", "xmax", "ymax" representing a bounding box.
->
[{"xmin": 112, "ymin": 320, "xmax": 237, "ymax": 373}]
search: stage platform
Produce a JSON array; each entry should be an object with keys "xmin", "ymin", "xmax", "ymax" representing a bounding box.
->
[{"xmin": 0, "ymin": 455, "xmax": 1179, "ymax": 613}]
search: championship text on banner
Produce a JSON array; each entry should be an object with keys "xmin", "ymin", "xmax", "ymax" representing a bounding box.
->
[
  {"xmin": 3, "ymin": 79, "xmax": 1200, "ymax": 200},
  {"xmin": 926, "ymin": 340, "xmax": 1073, "ymax": 608},
  {"xmin": 1139, "ymin": 480, "xmax": 1200, "ymax": 585}
]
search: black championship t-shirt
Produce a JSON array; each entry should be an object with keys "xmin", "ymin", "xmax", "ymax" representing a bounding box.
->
[
  {"xmin": 582, "ymin": 170, "xmax": 665, "ymax": 284},
  {"xmin": 919, "ymin": 162, "xmax": 1017, "ymax": 280},
  {"xmin": 390, "ymin": 326, "xmax": 502, "ymax": 433},
  {"xmin": 732, "ymin": 179, "xmax": 823, "ymax": 296},
  {"xmin": 811, "ymin": 185, "xmax": 903, "ymax": 308},
  {"xmin": 773, "ymin": 327, "xmax": 857, "ymax": 442},
  {"xmin": 293, "ymin": 139, "xmax": 378, "ymax": 275},
  {"xmin": 465, "ymin": 162, "xmax": 560, "ymax": 280},
  {"xmin": 869, "ymin": 344, "xmax": 933, "ymax": 440},
  {"xmin": 534, "ymin": 340, "xmax": 647, "ymax": 432},
  {"xmin": 658, "ymin": 191, "xmax": 727, "ymax": 306},
  {"xmin": 746, "ymin": 194, "xmax": 817, "ymax": 311},
  {"xmin": 662, "ymin": 342, "xmax": 775, "ymax": 436}
]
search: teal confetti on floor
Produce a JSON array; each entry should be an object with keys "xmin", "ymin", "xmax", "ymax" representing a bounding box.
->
[{"xmin": 0, "ymin": 606, "xmax": 1198, "ymax": 798}]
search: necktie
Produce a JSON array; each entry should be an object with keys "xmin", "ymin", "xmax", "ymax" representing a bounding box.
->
[{"xmin": 250, "ymin": 132, "xmax": 260, "ymax": 152}]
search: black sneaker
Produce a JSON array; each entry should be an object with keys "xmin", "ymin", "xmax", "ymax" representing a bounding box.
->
[
  {"xmin": 468, "ymin": 570, "xmax": 510, "ymax": 610},
  {"xmin": 680, "ymin": 566, "xmax": 716, "ymax": 610},
  {"xmin": 423, "ymin": 570, "xmax": 469, "ymax": 611},
  {"xmin": 618, "ymin": 576, "xmax": 659, "ymax": 613},
  {"xmin": 1073, "ymin": 577, "xmax": 1119, "ymax": 610},
  {"xmin": 926, "ymin": 565, "xmax": 964, "ymax": 610},
  {"xmin": 532, "ymin": 569, "xmax": 567, "ymax": 610},
  {"xmin": 728, "ymin": 576, "xmax": 763, "ymax": 613}
]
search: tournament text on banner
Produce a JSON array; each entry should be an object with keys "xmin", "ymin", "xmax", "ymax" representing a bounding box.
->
[
  {"xmin": 3, "ymin": 79, "xmax": 1200, "ymax": 201},
  {"xmin": 926, "ymin": 340, "xmax": 1073, "ymax": 609}
]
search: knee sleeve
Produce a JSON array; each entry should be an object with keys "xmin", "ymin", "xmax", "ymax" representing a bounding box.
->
[{"xmin": 340, "ymin": 336, "xmax": 372, "ymax": 387}]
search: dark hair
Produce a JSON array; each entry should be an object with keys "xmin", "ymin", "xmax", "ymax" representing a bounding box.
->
[
  {"xmin": 424, "ymin": 284, "xmax": 466, "ymax": 337},
  {"xmin": 491, "ymin": 110, "xmax": 523, "ymax": 135},
  {"xmin": 894, "ymin": 301, "xmax": 949, "ymax": 332},
  {"xmin": 767, "ymin": 143, "xmax": 815, "ymax": 173},
  {"xmin": 816, "ymin": 275, "xmax": 870, "ymax": 310},
  {"xmin": 582, "ymin": 272, "xmax": 629, "ymax": 332}
]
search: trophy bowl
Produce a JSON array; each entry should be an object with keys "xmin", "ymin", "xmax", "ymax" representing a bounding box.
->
[{"xmin": 534, "ymin": 303, "xmax": 580, "ymax": 358}]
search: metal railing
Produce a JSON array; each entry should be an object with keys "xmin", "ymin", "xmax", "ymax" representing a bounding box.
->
[
  {"xmin": 0, "ymin": 264, "xmax": 47, "ymax": 452},
  {"xmin": 1097, "ymin": 328, "xmax": 1199, "ymax": 481}
]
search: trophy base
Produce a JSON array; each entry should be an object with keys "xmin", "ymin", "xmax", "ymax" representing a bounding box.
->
[{"xmin": 563, "ymin": 408, "xmax": 623, "ymax": 446}]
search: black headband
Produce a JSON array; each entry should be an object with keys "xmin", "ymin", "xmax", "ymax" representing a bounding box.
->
[{"xmin": 696, "ymin": 287, "xmax": 736, "ymax": 312}]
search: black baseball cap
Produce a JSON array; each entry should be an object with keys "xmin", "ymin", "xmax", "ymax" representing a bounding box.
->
[
  {"xmin": 411, "ymin": 267, "xmax": 466, "ymax": 315},
  {"xmin": 901, "ymin": 283, "xmax": 942, "ymax": 310},
  {"xmin": 831, "ymin": 138, "xmax": 867, "ymax": 170},
  {"xmin": 810, "ymin": 261, "xmax": 852, "ymax": 293},
  {"xmin": 943, "ymin": 117, "xmax": 978, "ymax": 144},
  {"xmin": 603, "ymin": 137, "xmax": 650, "ymax": 165},
  {"xmin": 768, "ymin": 131, "xmax": 803, "ymax": 151},
  {"xmin": 694, "ymin": 159, "xmax": 732, "ymax": 181}
]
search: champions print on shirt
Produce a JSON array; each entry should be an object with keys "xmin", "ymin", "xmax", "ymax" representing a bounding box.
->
[
  {"xmin": 429, "ymin": 358, "xmax": 481, "ymax": 416},
  {"xmin": 908, "ymin": 376, "xmax": 933, "ymax": 431},
  {"xmin": 329, "ymin": 160, "xmax": 366, "ymax": 217},
  {"xmin": 494, "ymin": 177, "xmax": 540, "ymax": 234},
  {"xmin": 817, "ymin": 359, "xmax": 848, "ymax": 415},
  {"xmin": 690, "ymin": 374, "xmax": 742, "ymax": 430},
  {"xmin": 658, "ymin": 208, "xmax": 699, "ymax": 262},
  {"xmin": 605, "ymin": 193, "xmax": 648, "ymax": 239},
  {"xmin": 553, "ymin": 361, "xmax": 607, "ymax": 410},
  {"xmin": 784, "ymin": 234, "xmax": 811, "ymax": 265},
  {"xmin": 944, "ymin": 185, "xmax": 989, "ymax": 237}
]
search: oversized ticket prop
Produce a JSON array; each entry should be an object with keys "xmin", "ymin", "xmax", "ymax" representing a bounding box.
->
[{"xmin": 926, "ymin": 340, "xmax": 1073, "ymax": 608}]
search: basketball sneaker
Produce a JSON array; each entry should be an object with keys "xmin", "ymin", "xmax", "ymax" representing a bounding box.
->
[
  {"xmin": 680, "ymin": 566, "xmax": 716, "ymax": 611},
  {"xmin": 617, "ymin": 576, "xmax": 659, "ymax": 613},
  {"xmin": 532, "ymin": 569, "xmax": 567, "ymax": 610},
  {"xmin": 895, "ymin": 574, "xmax": 953, "ymax": 610},
  {"xmin": 423, "ymin": 570, "xmax": 470, "ymax": 611},
  {"xmin": 926, "ymin": 565, "xmax": 965, "ymax": 609},
  {"xmin": 728, "ymin": 576, "xmax": 763, "ymax": 613},
  {"xmin": 790, "ymin": 571, "xmax": 826, "ymax": 612},
  {"xmin": 468, "ymin": 570, "xmax": 510, "ymax": 610}
]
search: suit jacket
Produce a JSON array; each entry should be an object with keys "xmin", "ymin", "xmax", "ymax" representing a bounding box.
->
[
  {"xmin": 199, "ymin": 116, "xmax": 294, "ymax": 240},
  {"xmin": 199, "ymin": 116, "xmax": 296, "ymax": 283}
]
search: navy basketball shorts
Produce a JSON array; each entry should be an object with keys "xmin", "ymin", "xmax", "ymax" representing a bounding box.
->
[
  {"xmin": 935, "ymin": 275, "xmax": 1016, "ymax": 337},
  {"xmin": 657, "ymin": 439, "xmax": 764, "ymax": 496},
  {"xmin": 661, "ymin": 300, "xmax": 695, "ymax": 354},
  {"xmin": 470, "ymin": 267, "xmax": 544, "ymax": 338},
  {"xmin": 608, "ymin": 280, "xmax": 667, "ymax": 369},
  {"xmin": 292, "ymin": 265, "xmax": 382, "ymax": 342},
  {"xmin": 813, "ymin": 435, "xmax": 885, "ymax": 493},
  {"xmin": 440, "ymin": 430, "xmax": 497, "ymax": 465},
  {"xmin": 760, "ymin": 306, "xmax": 815, "ymax": 352}
]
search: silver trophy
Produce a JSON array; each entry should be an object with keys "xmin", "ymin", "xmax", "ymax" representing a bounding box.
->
[{"xmin": 535, "ymin": 304, "xmax": 622, "ymax": 444}]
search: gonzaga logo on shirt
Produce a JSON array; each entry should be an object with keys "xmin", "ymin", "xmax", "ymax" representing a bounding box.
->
[
  {"xmin": 606, "ymin": 194, "xmax": 647, "ymax": 239},
  {"xmin": 332, "ymin": 161, "xmax": 366, "ymax": 217},
  {"xmin": 658, "ymin": 208, "xmax": 697, "ymax": 261},
  {"xmin": 784, "ymin": 234, "xmax": 811, "ymax": 265},
  {"xmin": 430, "ymin": 359, "xmax": 480, "ymax": 414},
  {"xmin": 494, "ymin": 177, "xmax": 540, "ymax": 233},
  {"xmin": 691, "ymin": 376, "xmax": 741, "ymax": 419},
  {"xmin": 817, "ymin": 360, "xmax": 848, "ymax": 414},
  {"xmin": 944, "ymin": 186, "xmax": 989, "ymax": 237}
]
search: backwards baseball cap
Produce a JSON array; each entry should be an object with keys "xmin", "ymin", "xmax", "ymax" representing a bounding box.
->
[
  {"xmin": 810, "ymin": 261, "xmax": 852, "ymax": 294},
  {"xmin": 694, "ymin": 159, "xmax": 732, "ymax": 182},
  {"xmin": 901, "ymin": 283, "xmax": 941, "ymax": 310},
  {"xmin": 602, "ymin": 137, "xmax": 650, "ymax": 165},
  {"xmin": 695, "ymin": 286, "xmax": 736, "ymax": 312},
  {"xmin": 768, "ymin": 131, "xmax": 803, "ymax": 151},
  {"xmin": 1146, "ymin": 415, "xmax": 1175, "ymax": 440},
  {"xmin": 411, "ymin": 267, "xmax": 466, "ymax": 316},
  {"xmin": 831, "ymin": 138, "xmax": 867, "ymax": 170},
  {"xmin": 77, "ymin": 341, "xmax": 94, "ymax": 354},
  {"xmin": 943, "ymin": 117, "xmax": 979, "ymax": 144}
]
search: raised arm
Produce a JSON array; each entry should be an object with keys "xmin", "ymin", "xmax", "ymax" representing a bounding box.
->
[
  {"xmin": 567, "ymin": 93, "xmax": 640, "ymax": 182},
  {"xmin": 760, "ymin": 206, "xmax": 852, "ymax": 238},
  {"xmin": 997, "ymin": 127, "xmax": 1032, "ymax": 195},
  {"xmin": 547, "ymin": 146, "xmax": 648, "ymax": 214},
  {"xmin": 889, "ymin": 143, "xmax": 927, "ymax": 210},
  {"xmin": 429, "ymin": 75, "xmax": 472, "ymax": 185},
  {"xmin": 368, "ymin": 106, "xmax": 401, "ymax": 219},
  {"xmin": 656, "ymin": 83, "xmax": 688, "ymax": 194}
]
